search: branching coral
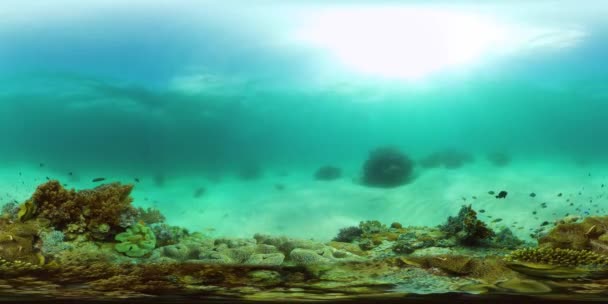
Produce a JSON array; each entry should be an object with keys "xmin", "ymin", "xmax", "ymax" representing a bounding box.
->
[
  {"xmin": 18, "ymin": 180, "xmax": 137, "ymax": 240},
  {"xmin": 440, "ymin": 205, "xmax": 495, "ymax": 246}
]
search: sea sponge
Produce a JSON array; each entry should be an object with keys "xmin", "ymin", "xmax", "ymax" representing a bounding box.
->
[
  {"xmin": 440, "ymin": 205, "xmax": 495, "ymax": 246},
  {"xmin": 114, "ymin": 223, "xmax": 156, "ymax": 257},
  {"xmin": 505, "ymin": 247, "xmax": 608, "ymax": 267},
  {"xmin": 361, "ymin": 147, "xmax": 414, "ymax": 188}
]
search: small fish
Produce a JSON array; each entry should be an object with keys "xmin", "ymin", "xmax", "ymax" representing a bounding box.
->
[
  {"xmin": 532, "ymin": 211, "xmax": 537, "ymax": 215},
  {"xmin": 557, "ymin": 193, "xmax": 563, "ymax": 197},
  {"xmin": 39, "ymin": 163, "xmax": 44, "ymax": 167},
  {"xmin": 134, "ymin": 178, "xmax": 140, "ymax": 183},
  {"xmin": 193, "ymin": 187, "xmax": 206, "ymax": 198},
  {"xmin": 529, "ymin": 192, "xmax": 536, "ymax": 198},
  {"xmin": 45, "ymin": 176, "xmax": 50, "ymax": 180},
  {"xmin": 68, "ymin": 172, "xmax": 73, "ymax": 176},
  {"xmin": 92, "ymin": 177, "xmax": 106, "ymax": 182},
  {"xmin": 491, "ymin": 218, "xmax": 502, "ymax": 223},
  {"xmin": 495, "ymin": 191, "xmax": 508, "ymax": 199},
  {"xmin": 472, "ymin": 196, "xmax": 477, "ymax": 199},
  {"xmin": 488, "ymin": 191, "xmax": 495, "ymax": 195},
  {"xmin": 479, "ymin": 209, "xmax": 486, "ymax": 213},
  {"xmin": 540, "ymin": 221, "xmax": 549, "ymax": 226}
]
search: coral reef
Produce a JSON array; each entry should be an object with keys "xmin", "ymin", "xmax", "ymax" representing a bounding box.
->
[
  {"xmin": 332, "ymin": 226, "xmax": 363, "ymax": 243},
  {"xmin": 5, "ymin": 180, "xmax": 608, "ymax": 302},
  {"xmin": 115, "ymin": 223, "xmax": 157, "ymax": 257},
  {"xmin": 538, "ymin": 216, "xmax": 608, "ymax": 252},
  {"xmin": 0, "ymin": 218, "xmax": 47, "ymax": 265},
  {"xmin": 314, "ymin": 165, "xmax": 342, "ymax": 181},
  {"xmin": 19, "ymin": 180, "xmax": 136, "ymax": 240},
  {"xmin": 152, "ymin": 223, "xmax": 190, "ymax": 247},
  {"xmin": 361, "ymin": 147, "xmax": 414, "ymax": 188},
  {"xmin": 440, "ymin": 205, "xmax": 495, "ymax": 246},
  {"xmin": 1, "ymin": 201, "xmax": 19, "ymax": 220},
  {"xmin": 136, "ymin": 207, "xmax": 166, "ymax": 225},
  {"xmin": 505, "ymin": 248, "xmax": 608, "ymax": 267},
  {"xmin": 39, "ymin": 230, "xmax": 72, "ymax": 258}
]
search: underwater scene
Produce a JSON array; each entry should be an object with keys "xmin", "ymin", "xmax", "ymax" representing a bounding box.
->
[{"xmin": 1, "ymin": 1, "xmax": 608, "ymax": 303}]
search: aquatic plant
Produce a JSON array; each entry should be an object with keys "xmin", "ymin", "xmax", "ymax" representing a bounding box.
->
[
  {"xmin": 440, "ymin": 205, "xmax": 495, "ymax": 246},
  {"xmin": 314, "ymin": 165, "xmax": 342, "ymax": 181},
  {"xmin": 505, "ymin": 247, "xmax": 608, "ymax": 267},
  {"xmin": 361, "ymin": 147, "xmax": 414, "ymax": 188},
  {"xmin": 332, "ymin": 226, "xmax": 363, "ymax": 243},
  {"xmin": 114, "ymin": 223, "xmax": 157, "ymax": 257}
]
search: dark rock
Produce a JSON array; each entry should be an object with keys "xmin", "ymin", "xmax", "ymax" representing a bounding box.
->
[{"xmin": 362, "ymin": 147, "xmax": 414, "ymax": 188}]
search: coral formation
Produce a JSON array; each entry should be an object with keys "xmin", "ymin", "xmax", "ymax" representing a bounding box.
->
[
  {"xmin": 1, "ymin": 201, "xmax": 19, "ymax": 220},
  {"xmin": 136, "ymin": 207, "xmax": 166, "ymax": 225},
  {"xmin": 361, "ymin": 147, "xmax": 414, "ymax": 188},
  {"xmin": 19, "ymin": 180, "xmax": 136, "ymax": 240},
  {"xmin": 115, "ymin": 223, "xmax": 157, "ymax": 257},
  {"xmin": 538, "ymin": 216, "xmax": 608, "ymax": 252},
  {"xmin": 440, "ymin": 205, "xmax": 495, "ymax": 246},
  {"xmin": 332, "ymin": 226, "xmax": 363, "ymax": 243},
  {"xmin": 505, "ymin": 248, "xmax": 608, "ymax": 267},
  {"xmin": 314, "ymin": 165, "xmax": 342, "ymax": 181}
]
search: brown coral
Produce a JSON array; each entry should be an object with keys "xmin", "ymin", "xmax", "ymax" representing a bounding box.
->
[
  {"xmin": 538, "ymin": 216, "xmax": 608, "ymax": 252},
  {"xmin": 20, "ymin": 180, "xmax": 136, "ymax": 240}
]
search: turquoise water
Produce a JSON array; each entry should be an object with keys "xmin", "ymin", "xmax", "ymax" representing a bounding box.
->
[{"xmin": 1, "ymin": 2, "xmax": 608, "ymax": 302}]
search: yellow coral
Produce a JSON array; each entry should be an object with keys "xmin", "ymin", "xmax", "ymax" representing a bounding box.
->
[{"xmin": 505, "ymin": 247, "xmax": 608, "ymax": 267}]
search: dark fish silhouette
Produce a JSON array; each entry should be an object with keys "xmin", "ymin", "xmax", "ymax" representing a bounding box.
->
[
  {"xmin": 495, "ymin": 191, "xmax": 508, "ymax": 199},
  {"xmin": 92, "ymin": 177, "xmax": 106, "ymax": 182},
  {"xmin": 193, "ymin": 187, "xmax": 206, "ymax": 198},
  {"xmin": 488, "ymin": 191, "xmax": 495, "ymax": 195},
  {"xmin": 529, "ymin": 192, "xmax": 536, "ymax": 197}
]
